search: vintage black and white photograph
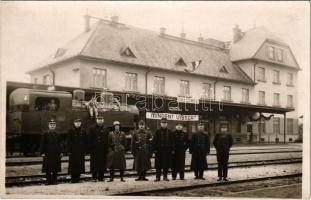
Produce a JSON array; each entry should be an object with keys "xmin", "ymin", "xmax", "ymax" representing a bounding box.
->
[{"xmin": 0, "ymin": 1, "xmax": 310, "ymax": 199}]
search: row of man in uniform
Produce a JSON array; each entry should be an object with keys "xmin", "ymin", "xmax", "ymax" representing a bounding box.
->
[{"xmin": 39, "ymin": 115, "xmax": 233, "ymax": 185}]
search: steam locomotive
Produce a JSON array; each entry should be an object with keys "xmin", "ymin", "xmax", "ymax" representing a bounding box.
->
[{"xmin": 6, "ymin": 83, "xmax": 139, "ymax": 156}]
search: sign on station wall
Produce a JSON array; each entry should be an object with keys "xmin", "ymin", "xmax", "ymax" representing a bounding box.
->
[{"xmin": 146, "ymin": 112, "xmax": 199, "ymax": 121}]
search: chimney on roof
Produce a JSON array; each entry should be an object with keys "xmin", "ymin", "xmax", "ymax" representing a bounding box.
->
[
  {"xmin": 159, "ymin": 27, "xmax": 166, "ymax": 36},
  {"xmin": 180, "ymin": 32, "xmax": 186, "ymax": 39},
  {"xmin": 84, "ymin": 14, "xmax": 91, "ymax": 32},
  {"xmin": 198, "ymin": 35, "xmax": 204, "ymax": 42},
  {"xmin": 233, "ymin": 24, "xmax": 244, "ymax": 43},
  {"xmin": 111, "ymin": 16, "xmax": 119, "ymax": 24}
]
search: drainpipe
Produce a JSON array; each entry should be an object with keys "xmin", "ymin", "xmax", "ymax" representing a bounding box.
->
[
  {"xmin": 144, "ymin": 67, "xmax": 151, "ymax": 122},
  {"xmin": 253, "ymin": 61, "xmax": 258, "ymax": 82},
  {"xmin": 213, "ymin": 77, "xmax": 218, "ymax": 136},
  {"xmin": 48, "ymin": 65, "xmax": 55, "ymax": 86},
  {"xmin": 145, "ymin": 67, "xmax": 151, "ymax": 94},
  {"xmin": 213, "ymin": 77, "xmax": 218, "ymax": 101}
]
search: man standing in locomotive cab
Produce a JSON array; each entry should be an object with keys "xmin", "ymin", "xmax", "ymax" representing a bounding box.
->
[
  {"xmin": 39, "ymin": 119, "xmax": 62, "ymax": 185},
  {"xmin": 107, "ymin": 121, "xmax": 127, "ymax": 182},
  {"xmin": 190, "ymin": 121, "xmax": 210, "ymax": 180},
  {"xmin": 213, "ymin": 126, "xmax": 233, "ymax": 182},
  {"xmin": 88, "ymin": 114, "xmax": 109, "ymax": 182},
  {"xmin": 153, "ymin": 117, "xmax": 175, "ymax": 182},
  {"xmin": 67, "ymin": 117, "xmax": 87, "ymax": 183},
  {"xmin": 132, "ymin": 120, "xmax": 152, "ymax": 181},
  {"xmin": 171, "ymin": 123, "xmax": 189, "ymax": 180}
]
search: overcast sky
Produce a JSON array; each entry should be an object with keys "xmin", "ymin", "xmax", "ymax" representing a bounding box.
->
[{"xmin": 1, "ymin": 1, "xmax": 309, "ymax": 115}]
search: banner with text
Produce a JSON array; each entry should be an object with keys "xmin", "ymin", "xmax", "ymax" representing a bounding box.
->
[{"xmin": 146, "ymin": 112, "xmax": 199, "ymax": 121}]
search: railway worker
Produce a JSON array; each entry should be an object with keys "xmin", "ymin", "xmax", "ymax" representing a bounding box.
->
[
  {"xmin": 88, "ymin": 114, "xmax": 109, "ymax": 182},
  {"xmin": 132, "ymin": 120, "xmax": 153, "ymax": 181},
  {"xmin": 88, "ymin": 97, "xmax": 98, "ymax": 118},
  {"xmin": 153, "ymin": 117, "xmax": 175, "ymax": 182},
  {"xmin": 190, "ymin": 121, "xmax": 210, "ymax": 180},
  {"xmin": 47, "ymin": 99, "xmax": 58, "ymax": 111},
  {"xmin": 213, "ymin": 126, "xmax": 233, "ymax": 181},
  {"xmin": 67, "ymin": 117, "xmax": 87, "ymax": 183},
  {"xmin": 39, "ymin": 119, "xmax": 62, "ymax": 185},
  {"xmin": 171, "ymin": 123, "xmax": 189, "ymax": 180},
  {"xmin": 106, "ymin": 121, "xmax": 127, "ymax": 182}
]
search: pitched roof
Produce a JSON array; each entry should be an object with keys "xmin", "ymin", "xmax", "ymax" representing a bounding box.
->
[
  {"xmin": 229, "ymin": 26, "xmax": 287, "ymax": 61},
  {"xmin": 28, "ymin": 20, "xmax": 254, "ymax": 84}
]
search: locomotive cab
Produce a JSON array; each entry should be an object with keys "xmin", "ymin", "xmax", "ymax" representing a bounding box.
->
[
  {"xmin": 7, "ymin": 88, "xmax": 72, "ymax": 156},
  {"xmin": 9, "ymin": 88, "xmax": 72, "ymax": 112}
]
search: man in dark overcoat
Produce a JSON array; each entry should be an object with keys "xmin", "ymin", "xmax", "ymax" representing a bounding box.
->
[
  {"xmin": 213, "ymin": 126, "xmax": 233, "ymax": 181},
  {"xmin": 40, "ymin": 119, "xmax": 62, "ymax": 185},
  {"xmin": 88, "ymin": 114, "xmax": 109, "ymax": 181},
  {"xmin": 107, "ymin": 121, "xmax": 127, "ymax": 182},
  {"xmin": 190, "ymin": 121, "xmax": 210, "ymax": 180},
  {"xmin": 153, "ymin": 117, "xmax": 175, "ymax": 182},
  {"xmin": 171, "ymin": 123, "xmax": 189, "ymax": 180},
  {"xmin": 132, "ymin": 120, "xmax": 152, "ymax": 181},
  {"xmin": 67, "ymin": 117, "xmax": 86, "ymax": 183}
]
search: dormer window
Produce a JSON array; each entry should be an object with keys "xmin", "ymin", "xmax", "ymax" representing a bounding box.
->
[
  {"xmin": 121, "ymin": 47, "xmax": 136, "ymax": 58},
  {"xmin": 54, "ymin": 48, "xmax": 66, "ymax": 58},
  {"xmin": 219, "ymin": 66, "xmax": 229, "ymax": 73},
  {"xmin": 266, "ymin": 46, "xmax": 275, "ymax": 60},
  {"xmin": 277, "ymin": 48, "xmax": 284, "ymax": 62},
  {"xmin": 176, "ymin": 58, "xmax": 187, "ymax": 67}
]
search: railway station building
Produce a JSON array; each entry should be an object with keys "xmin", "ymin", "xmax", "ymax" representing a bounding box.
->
[{"xmin": 26, "ymin": 16, "xmax": 300, "ymax": 143}]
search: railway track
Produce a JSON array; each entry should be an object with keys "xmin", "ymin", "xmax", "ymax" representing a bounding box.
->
[
  {"xmin": 118, "ymin": 173, "xmax": 302, "ymax": 196},
  {"xmin": 6, "ymin": 149, "xmax": 302, "ymax": 166},
  {"xmin": 6, "ymin": 157, "xmax": 302, "ymax": 187}
]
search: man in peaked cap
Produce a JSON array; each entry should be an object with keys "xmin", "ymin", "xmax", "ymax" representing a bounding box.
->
[
  {"xmin": 88, "ymin": 113, "xmax": 109, "ymax": 181},
  {"xmin": 213, "ymin": 126, "xmax": 233, "ymax": 181},
  {"xmin": 171, "ymin": 122, "xmax": 189, "ymax": 180},
  {"xmin": 190, "ymin": 121, "xmax": 210, "ymax": 180},
  {"xmin": 39, "ymin": 119, "xmax": 62, "ymax": 185},
  {"xmin": 132, "ymin": 120, "xmax": 153, "ymax": 181},
  {"xmin": 153, "ymin": 117, "xmax": 175, "ymax": 181},
  {"xmin": 107, "ymin": 121, "xmax": 127, "ymax": 182},
  {"xmin": 67, "ymin": 117, "xmax": 87, "ymax": 183}
]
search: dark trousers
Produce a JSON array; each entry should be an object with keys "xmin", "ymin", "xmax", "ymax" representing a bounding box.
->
[
  {"xmin": 156, "ymin": 168, "xmax": 168, "ymax": 179},
  {"xmin": 92, "ymin": 171, "xmax": 104, "ymax": 181},
  {"xmin": 138, "ymin": 171, "xmax": 146, "ymax": 179},
  {"xmin": 110, "ymin": 169, "xmax": 124, "ymax": 180},
  {"xmin": 194, "ymin": 169, "xmax": 204, "ymax": 178},
  {"xmin": 46, "ymin": 172, "xmax": 58, "ymax": 185},
  {"xmin": 217, "ymin": 152, "xmax": 229, "ymax": 178},
  {"xmin": 172, "ymin": 170, "xmax": 184, "ymax": 179},
  {"xmin": 71, "ymin": 173, "xmax": 81, "ymax": 183}
]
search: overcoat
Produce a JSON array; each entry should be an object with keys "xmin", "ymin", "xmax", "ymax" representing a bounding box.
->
[
  {"xmin": 190, "ymin": 131, "xmax": 210, "ymax": 170},
  {"xmin": 106, "ymin": 130, "xmax": 126, "ymax": 170},
  {"xmin": 152, "ymin": 128, "xmax": 175, "ymax": 169},
  {"xmin": 171, "ymin": 130, "xmax": 189, "ymax": 171},
  {"xmin": 131, "ymin": 129, "xmax": 152, "ymax": 172},
  {"xmin": 67, "ymin": 127, "xmax": 86, "ymax": 174},
  {"xmin": 88, "ymin": 125, "xmax": 109, "ymax": 173},
  {"xmin": 213, "ymin": 133, "xmax": 233, "ymax": 153},
  {"xmin": 39, "ymin": 131, "xmax": 62, "ymax": 173}
]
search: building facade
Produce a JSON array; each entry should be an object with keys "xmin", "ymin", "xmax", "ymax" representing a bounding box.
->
[{"xmin": 28, "ymin": 16, "xmax": 300, "ymax": 143}]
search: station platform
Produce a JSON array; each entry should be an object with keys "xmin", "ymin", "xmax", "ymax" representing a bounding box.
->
[{"xmin": 6, "ymin": 162, "xmax": 301, "ymax": 197}]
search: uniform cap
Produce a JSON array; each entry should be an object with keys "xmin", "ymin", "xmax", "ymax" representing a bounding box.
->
[
  {"xmin": 48, "ymin": 119, "xmax": 56, "ymax": 124},
  {"xmin": 74, "ymin": 118, "xmax": 82, "ymax": 122},
  {"xmin": 113, "ymin": 121, "xmax": 120, "ymax": 126},
  {"xmin": 198, "ymin": 120, "xmax": 204, "ymax": 125},
  {"xmin": 160, "ymin": 117, "xmax": 168, "ymax": 123},
  {"xmin": 138, "ymin": 120, "xmax": 145, "ymax": 125},
  {"xmin": 176, "ymin": 122, "xmax": 183, "ymax": 126},
  {"xmin": 96, "ymin": 114, "xmax": 104, "ymax": 119}
]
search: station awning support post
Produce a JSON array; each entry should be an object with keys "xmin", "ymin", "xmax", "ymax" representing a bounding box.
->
[{"xmin": 284, "ymin": 112, "xmax": 286, "ymax": 144}]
